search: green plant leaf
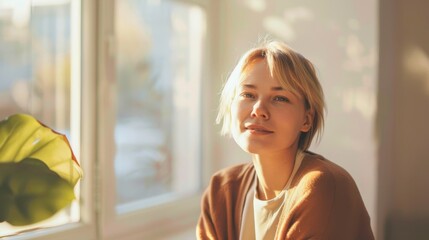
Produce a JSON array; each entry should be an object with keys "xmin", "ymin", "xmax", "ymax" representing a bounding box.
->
[
  {"xmin": 0, "ymin": 114, "xmax": 82, "ymax": 185},
  {"xmin": 0, "ymin": 114, "xmax": 82, "ymax": 226},
  {"xmin": 0, "ymin": 158, "xmax": 75, "ymax": 226}
]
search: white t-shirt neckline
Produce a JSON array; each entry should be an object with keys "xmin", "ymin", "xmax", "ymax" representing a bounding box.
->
[{"xmin": 239, "ymin": 151, "xmax": 306, "ymax": 240}]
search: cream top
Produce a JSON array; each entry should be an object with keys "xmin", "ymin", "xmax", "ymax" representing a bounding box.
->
[{"xmin": 239, "ymin": 151, "xmax": 305, "ymax": 240}]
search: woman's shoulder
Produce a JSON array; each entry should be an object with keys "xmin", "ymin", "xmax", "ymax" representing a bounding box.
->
[
  {"xmin": 283, "ymin": 152, "xmax": 373, "ymax": 239},
  {"xmin": 209, "ymin": 162, "xmax": 255, "ymax": 188},
  {"xmin": 202, "ymin": 163, "xmax": 255, "ymax": 206},
  {"xmin": 300, "ymin": 151, "xmax": 355, "ymax": 180},
  {"xmin": 294, "ymin": 151, "xmax": 361, "ymax": 196}
]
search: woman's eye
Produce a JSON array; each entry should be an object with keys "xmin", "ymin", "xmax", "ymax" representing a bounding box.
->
[
  {"xmin": 273, "ymin": 96, "xmax": 290, "ymax": 102},
  {"xmin": 240, "ymin": 92, "xmax": 255, "ymax": 99}
]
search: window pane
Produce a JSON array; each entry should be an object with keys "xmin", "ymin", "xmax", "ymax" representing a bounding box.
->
[
  {"xmin": 115, "ymin": 0, "xmax": 205, "ymax": 207},
  {"xmin": 0, "ymin": 0, "xmax": 80, "ymax": 237}
]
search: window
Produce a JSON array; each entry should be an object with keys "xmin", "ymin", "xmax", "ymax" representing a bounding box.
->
[
  {"xmin": 0, "ymin": 0, "xmax": 82, "ymax": 237},
  {"xmin": 0, "ymin": 0, "xmax": 207, "ymax": 239},
  {"xmin": 98, "ymin": 1, "xmax": 206, "ymax": 238},
  {"xmin": 114, "ymin": 0, "xmax": 205, "ymax": 207}
]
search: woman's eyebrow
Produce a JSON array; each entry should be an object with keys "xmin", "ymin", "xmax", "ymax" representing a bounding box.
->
[
  {"xmin": 242, "ymin": 84, "xmax": 256, "ymax": 89},
  {"xmin": 241, "ymin": 84, "xmax": 285, "ymax": 91},
  {"xmin": 271, "ymin": 86, "xmax": 285, "ymax": 91}
]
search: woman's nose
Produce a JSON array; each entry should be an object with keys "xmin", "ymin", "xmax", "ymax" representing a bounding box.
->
[{"xmin": 251, "ymin": 100, "xmax": 269, "ymax": 119}]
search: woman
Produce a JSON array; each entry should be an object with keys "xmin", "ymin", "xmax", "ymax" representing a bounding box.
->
[{"xmin": 197, "ymin": 41, "xmax": 374, "ymax": 239}]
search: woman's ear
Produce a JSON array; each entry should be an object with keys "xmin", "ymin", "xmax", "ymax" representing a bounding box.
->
[{"xmin": 301, "ymin": 109, "xmax": 314, "ymax": 133}]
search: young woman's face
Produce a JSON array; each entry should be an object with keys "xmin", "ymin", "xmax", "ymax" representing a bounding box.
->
[{"xmin": 230, "ymin": 59, "xmax": 311, "ymax": 156}]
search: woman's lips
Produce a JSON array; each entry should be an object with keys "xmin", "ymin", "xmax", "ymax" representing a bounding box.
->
[{"xmin": 245, "ymin": 124, "xmax": 274, "ymax": 134}]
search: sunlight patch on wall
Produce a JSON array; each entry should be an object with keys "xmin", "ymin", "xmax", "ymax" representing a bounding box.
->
[
  {"xmin": 404, "ymin": 46, "xmax": 429, "ymax": 95},
  {"xmin": 263, "ymin": 16, "xmax": 295, "ymax": 41},
  {"xmin": 242, "ymin": 0, "xmax": 266, "ymax": 12},
  {"xmin": 342, "ymin": 85, "xmax": 376, "ymax": 120},
  {"xmin": 262, "ymin": 7, "xmax": 313, "ymax": 42},
  {"xmin": 343, "ymin": 34, "xmax": 376, "ymax": 72},
  {"xmin": 283, "ymin": 6, "xmax": 313, "ymax": 22},
  {"xmin": 347, "ymin": 18, "xmax": 360, "ymax": 31}
]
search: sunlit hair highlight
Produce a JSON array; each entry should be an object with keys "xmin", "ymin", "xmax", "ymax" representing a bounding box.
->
[{"xmin": 216, "ymin": 41, "xmax": 325, "ymax": 150}]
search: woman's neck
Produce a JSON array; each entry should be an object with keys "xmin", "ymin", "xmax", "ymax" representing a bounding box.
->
[{"xmin": 252, "ymin": 148, "xmax": 298, "ymax": 200}]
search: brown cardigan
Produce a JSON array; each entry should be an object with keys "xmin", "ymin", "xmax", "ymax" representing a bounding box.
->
[{"xmin": 197, "ymin": 152, "xmax": 375, "ymax": 240}]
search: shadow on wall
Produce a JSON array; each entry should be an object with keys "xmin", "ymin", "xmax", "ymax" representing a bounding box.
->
[
  {"xmin": 377, "ymin": 0, "xmax": 429, "ymax": 238},
  {"xmin": 388, "ymin": 45, "xmax": 429, "ymax": 239}
]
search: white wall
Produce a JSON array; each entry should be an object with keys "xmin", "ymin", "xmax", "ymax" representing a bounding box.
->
[{"xmin": 210, "ymin": 0, "xmax": 378, "ymax": 235}]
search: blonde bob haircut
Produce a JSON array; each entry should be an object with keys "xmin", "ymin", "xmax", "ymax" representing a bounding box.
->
[{"xmin": 216, "ymin": 41, "xmax": 325, "ymax": 151}]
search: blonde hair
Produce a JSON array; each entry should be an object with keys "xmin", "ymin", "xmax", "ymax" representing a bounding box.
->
[{"xmin": 216, "ymin": 41, "xmax": 325, "ymax": 150}]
